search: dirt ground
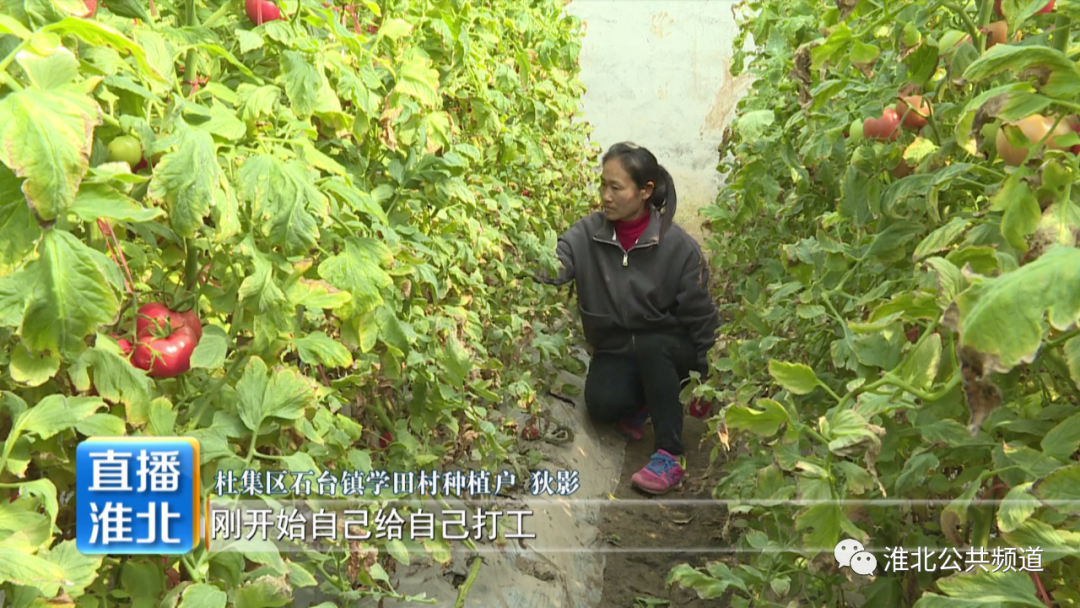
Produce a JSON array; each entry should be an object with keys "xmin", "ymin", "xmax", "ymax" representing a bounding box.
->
[{"xmin": 598, "ymin": 414, "xmax": 732, "ymax": 607}]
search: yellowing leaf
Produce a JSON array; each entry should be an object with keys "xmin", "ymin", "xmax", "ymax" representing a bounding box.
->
[
  {"xmin": 293, "ymin": 332, "xmax": 353, "ymax": 368},
  {"xmin": 239, "ymin": 156, "xmax": 326, "ymax": 254},
  {"xmin": 20, "ymin": 230, "xmax": 119, "ymax": 357},
  {"xmin": 724, "ymin": 399, "xmax": 789, "ymax": 436},
  {"xmin": 148, "ymin": 123, "xmax": 218, "ymax": 238},
  {"xmin": 236, "ymin": 356, "xmax": 316, "ymax": 432},
  {"xmin": 955, "ymin": 246, "xmax": 1080, "ymax": 372},
  {"xmin": 767, "ymin": 360, "xmax": 821, "ymax": 394},
  {"xmin": 281, "ymin": 51, "xmax": 324, "ymax": 119},
  {"xmin": 0, "ymin": 87, "xmax": 102, "ymax": 221},
  {"xmin": 395, "ymin": 56, "xmax": 440, "ymax": 107}
]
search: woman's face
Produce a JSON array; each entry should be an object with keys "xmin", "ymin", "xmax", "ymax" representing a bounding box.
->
[{"xmin": 600, "ymin": 159, "xmax": 652, "ymax": 222}]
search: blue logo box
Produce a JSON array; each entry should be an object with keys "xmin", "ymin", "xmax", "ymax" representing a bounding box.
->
[{"xmin": 76, "ymin": 438, "xmax": 201, "ymax": 554}]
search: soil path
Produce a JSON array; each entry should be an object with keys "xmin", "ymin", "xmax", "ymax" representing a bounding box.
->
[{"xmin": 598, "ymin": 415, "xmax": 731, "ymax": 607}]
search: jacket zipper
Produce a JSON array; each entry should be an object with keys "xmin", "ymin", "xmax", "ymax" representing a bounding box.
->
[
  {"xmin": 590, "ymin": 226, "xmax": 660, "ymax": 348},
  {"xmin": 596, "ymin": 229, "xmax": 658, "ymax": 268}
]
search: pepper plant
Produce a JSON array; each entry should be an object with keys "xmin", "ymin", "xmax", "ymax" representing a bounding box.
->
[
  {"xmin": 0, "ymin": 0, "xmax": 596, "ymax": 604},
  {"xmin": 669, "ymin": 0, "xmax": 1080, "ymax": 606}
]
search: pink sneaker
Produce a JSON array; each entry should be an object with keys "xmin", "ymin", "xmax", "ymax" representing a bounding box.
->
[
  {"xmin": 617, "ymin": 407, "xmax": 649, "ymax": 441},
  {"xmin": 631, "ymin": 449, "xmax": 685, "ymax": 494}
]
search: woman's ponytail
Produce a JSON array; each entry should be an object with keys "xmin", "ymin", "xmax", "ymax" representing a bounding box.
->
[{"xmin": 655, "ymin": 166, "xmax": 676, "ymax": 237}]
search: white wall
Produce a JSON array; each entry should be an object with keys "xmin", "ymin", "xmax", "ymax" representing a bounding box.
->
[{"xmin": 566, "ymin": 0, "xmax": 752, "ymax": 243}]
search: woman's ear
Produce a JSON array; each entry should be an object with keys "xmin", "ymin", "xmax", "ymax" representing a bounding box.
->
[{"xmin": 642, "ymin": 181, "xmax": 655, "ymax": 200}]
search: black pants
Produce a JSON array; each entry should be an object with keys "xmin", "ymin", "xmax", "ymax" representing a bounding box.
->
[{"xmin": 583, "ymin": 331, "xmax": 696, "ymax": 456}]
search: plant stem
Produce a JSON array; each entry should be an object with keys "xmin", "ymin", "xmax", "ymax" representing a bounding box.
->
[
  {"xmin": 185, "ymin": 353, "xmax": 248, "ymax": 430},
  {"xmin": 202, "ymin": 0, "xmax": 234, "ymax": 29},
  {"xmin": 1053, "ymin": 15, "xmax": 1070, "ymax": 53},
  {"xmin": 944, "ymin": 3, "xmax": 981, "ymax": 50},
  {"xmin": 453, "ymin": 557, "xmax": 483, "ymax": 608},
  {"xmin": 882, "ymin": 372, "xmax": 960, "ymax": 401},
  {"xmin": 184, "ymin": 238, "xmax": 199, "ymax": 297},
  {"xmin": 183, "ymin": 0, "xmax": 200, "ymax": 98},
  {"xmin": 245, "ymin": 422, "xmax": 261, "ymax": 464}
]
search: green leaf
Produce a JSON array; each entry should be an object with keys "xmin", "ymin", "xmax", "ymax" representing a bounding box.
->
[
  {"xmin": 796, "ymin": 304, "xmax": 826, "ymax": 318},
  {"xmin": 285, "ymin": 279, "xmax": 351, "ymax": 310},
  {"xmin": 915, "ymin": 570, "xmax": 1044, "ymax": 607},
  {"xmin": 852, "ymin": 325, "xmax": 905, "ymax": 370},
  {"xmin": 74, "ymin": 413, "xmax": 126, "ymax": 436},
  {"xmin": 238, "ymin": 243, "xmax": 289, "ymax": 318},
  {"xmin": 318, "ymin": 237, "xmax": 393, "ymax": 315},
  {"xmin": 665, "ymin": 564, "xmax": 745, "ymax": 599},
  {"xmin": 148, "ymin": 398, "xmax": 177, "ymax": 437},
  {"xmin": 441, "ymin": 333, "xmax": 471, "ymax": 386},
  {"xmin": 193, "ymin": 105, "xmax": 247, "ymax": 142},
  {"xmin": 1032, "ymin": 462, "xmax": 1080, "ymax": 514},
  {"xmin": 794, "ymin": 502, "xmax": 842, "ymax": 558},
  {"xmin": 281, "ymin": 51, "xmax": 324, "ymax": 119},
  {"xmin": 850, "ymin": 40, "xmax": 879, "ymax": 65},
  {"xmin": 395, "ymin": 56, "xmax": 440, "ymax": 107},
  {"xmin": 955, "ymin": 246, "xmax": 1080, "ymax": 372},
  {"xmin": 906, "ymin": 43, "xmax": 939, "ymax": 84},
  {"xmin": 0, "ymin": 87, "xmax": 102, "ymax": 221},
  {"xmin": 996, "ymin": 482, "xmax": 1038, "ymax": 533},
  {"xmin": 964, "ymin": 44, "xmax": 1080, "ymax": 99},
  {"xmin": 866, "ymin": 221, "xmax": 924, "ymax": 259},
  {"xmin": 236, "ymin": 356, "xmax": 315, "ymax": 432},
  {"xmin": 104, "ymin": 0, "xmax": 151, "ymax": 21},
  {"xmin": 897, "ymin": 332, "xmax": 942, "ymax": 391},
  {"xmin": 234, "ymin": 575, "xmax": 292, "ymax": 608},
  {"xmin": 736, "ymin": 110, "xmax": 775, "ymax": 141},
  {"xmin": 724, "ymin": 399, "xmax": 789, "ymax": 437},
  {"xmin": 14, "ymin": 395, "xmax": 103, "ymax": 441},
  {"xmin": 386, "ymin": 539, "xmax": 410, "ymax": 565},
  {"xmin": 0, "ymin": 546, "xmax": 68, "ymax": 596},
  {"xmin": 767, "ymin": 360, "xmax": 820, "ymax": 394},
  {"xmin": 1003, "ymin": 444, "xmax": 1066, "ymax": 478},
  {"xmin": 810, "ymin": 24, "xmax": 853, "ymax": 70},
  {"xmin": 1040, "ymin": 412, "xmax": 1080, "ymax": 461},
  {"xmin": 922, "ymin": 257, "xmax": 964, "ymax": 308},
  {"xmin": 0, "ymin": 14, "xmax": 31, "ymax": 38},
  {"xmin": 148, "ymin": 122, "xmax": 217, "ymax": 238},
  {"xmin": 190, "ymin": 325, "xmax": 228, "ymax": 369},
  {"xmin": 16, "ymin": 45, "xmax": 79, "ymax": 89},
  {"xmin": 236, "ymin": 29, "xmax": 264, "ymax": 53},
  {"xmin": 1064, "ymin": 336, "xmax": 1080, "ymax": 392},
  {"xmin": 323, "ymin": 180, "xmax": 389, "ymax": 225},
  {"xmin": 378, "ymin": 17, "xmax": 412, "ymax": 39},
  {"xmin": 71, "ymin": 183, "xmax": 164, "ymax": 223},
  {"xmin": 180, "ymin": 583, "xmax": 227, "ymax": 608},
  {"xmin": 285, "ymin": 561, "xmax": 317, "ymax": 588},
  {"xmin": 903, "ymin": 137, "xmax": 939, "ymax": 164},
  {"xmin": 122, "ymin": 559, "xmax": 164, "ymax": 600},
  {"xmin": 0, "ymin": 164, "xmax": 40, "ymax": 267},
  {"xmin": 39, "ymin": 540, "xmax": 102, "ymax": 599},
  {"xmin": 1001, "ymin": 517, "xmax": 1080, "ymax": 563},
  {"xmin": 293, "ymin": 332, "xmax": 353, "ymax": 368},
  {"xmin": 9, "ymin": 342, "xmax": 59, "ymax": 387},
  {"xmin": 20, "ymin": 230, "xmax": 119, "ymax": 357},
  {"xmin": 990, "ymin": 172, "xmax": 1039, "ymax": 252},
  {"xmin": 238, "ymin": 156, "xmax": 326, "ymax": 254},
  {"xmin": 895, "ymin": 452, "xmax": 939, "ymax": 495},
  {"xmin": 45, "ymin": 18, "xmax": 164, "ymax": 81},
  {"xmin": 914, "ymin": 218, "xmax": 969, "ymax": 261},
  {"xmin": 1033, "ymin": 200, "xmax": 1080, "ymax": 251},
  {"xmin": 70, "ymin": 346, "xmax": 152, "ymax": 425},
  {"xmin": 375, "ymin": 304, "xmax": 411, "ymax": 352}
]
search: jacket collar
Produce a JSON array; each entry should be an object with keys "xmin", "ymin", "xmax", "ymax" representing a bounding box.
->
[{"xmin": 593, "ymin": 207, "xmax": 662, "ymax": 248}]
